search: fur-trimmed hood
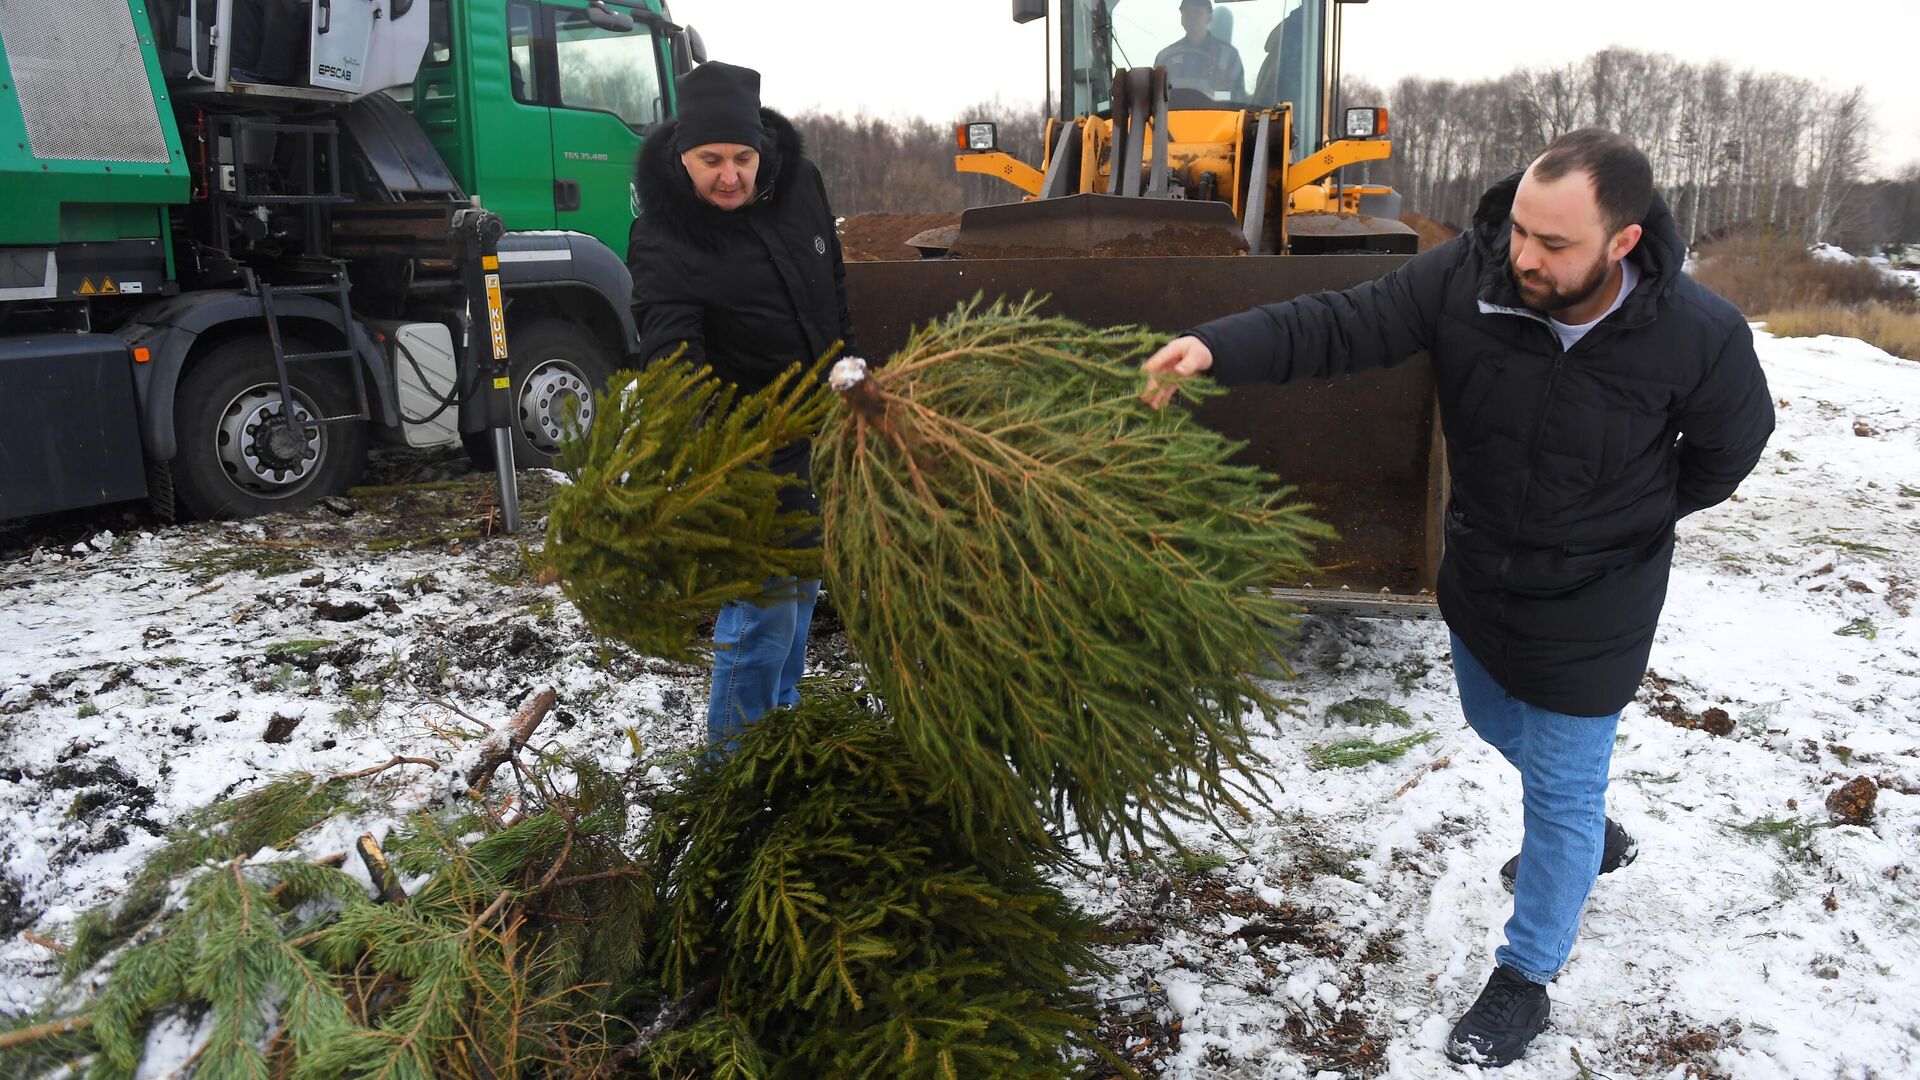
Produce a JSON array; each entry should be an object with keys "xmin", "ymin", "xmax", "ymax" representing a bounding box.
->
[
  {"xmin": 626, "ymin": 102, "xmax": 858, "ymax": 398},
  {"xmin": 634, "ymin": 106, "xmax": 807, "ymax": 247}
]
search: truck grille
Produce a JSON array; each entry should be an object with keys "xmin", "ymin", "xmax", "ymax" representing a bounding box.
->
[{"xmin": 0, "ymin": 0, "xmax": 171, "ymax": 163}]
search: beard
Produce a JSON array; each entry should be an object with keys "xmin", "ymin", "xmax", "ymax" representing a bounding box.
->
[{"xmin": 1512, "ymin": 251, "xmax": 1612, "ymax": 317}]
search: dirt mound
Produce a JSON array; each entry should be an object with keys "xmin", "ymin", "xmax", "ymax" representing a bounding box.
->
[
  {"xmin": 839, "ymin": 208, "xmax": 1459, "ymax": 261},
  {"xmin": 838, "ymin": 212, "xmax": 960, "ymax": 262},
  {"xmin": 1401, "ymin": 210, "xmax": 1461, "ymax": 253}
]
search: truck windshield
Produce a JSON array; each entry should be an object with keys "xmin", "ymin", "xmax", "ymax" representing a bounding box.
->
[{"xmin": 1071, "ymin": 0, "xmax": 1324, "ymax": 144}]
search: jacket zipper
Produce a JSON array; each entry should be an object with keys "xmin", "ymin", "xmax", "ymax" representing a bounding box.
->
[{"xmin": 1488, "ymin": 315, "xmax": 1567, "ymax": 628}]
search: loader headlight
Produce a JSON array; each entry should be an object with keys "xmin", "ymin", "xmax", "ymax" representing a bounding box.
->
[
  {"xmin": 958, "ymin": 122, "xmax": 999, "ymax": 152},
  {"xmin": 1344, "ymin": 107, "xmax": 1388, "ymax": 139}
]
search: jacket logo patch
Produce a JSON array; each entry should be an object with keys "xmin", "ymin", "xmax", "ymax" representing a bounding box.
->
[{"xmin": 814, "ymin": 235, "xmax": 827, "ymax": 255}]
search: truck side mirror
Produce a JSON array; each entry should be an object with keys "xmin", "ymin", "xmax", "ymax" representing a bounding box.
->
[
  {"xmin": 687, "ymin": 25, "xmax": 708, "ymax": 64},
  {"xmin": 1013, "ymin": 0, "xmax": 1046, "ymax": 23},
  {"xmin": 586, "ymin": 1, "xmax": 635, "ymax": 32}
]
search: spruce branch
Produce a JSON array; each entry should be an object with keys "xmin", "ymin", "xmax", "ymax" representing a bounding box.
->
[{"xmin": 546, "ymin": 351, "xmax": 839, "ymax": 663}]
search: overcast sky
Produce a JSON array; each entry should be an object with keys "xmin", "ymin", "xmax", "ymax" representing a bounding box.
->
[{"xmin": 672, "ymin": 0, "xmax": 1919, "ymax": 178}]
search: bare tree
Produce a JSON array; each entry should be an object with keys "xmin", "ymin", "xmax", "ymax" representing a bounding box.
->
[
  {"xmin": 793, "ymin": 48, "xmax": 1906, "ymax": 253},
  {"xmin": 1377, "ymin": 47, "xmax": 1896, "ymax": 251}
]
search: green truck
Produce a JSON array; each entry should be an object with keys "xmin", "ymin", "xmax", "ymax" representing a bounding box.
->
[{"xmin": 0, "ymin": 0, "xmax": 702, "ymax": 521}]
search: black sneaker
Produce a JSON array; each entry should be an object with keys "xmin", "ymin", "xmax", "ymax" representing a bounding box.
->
[
  {"xmin": 1445, "ymin": 964, "xmax": 1550, "ymax": 1067},
  {"xmin": 1500, "ymin": 817, "xmax": 1638, "ymax": 892}
]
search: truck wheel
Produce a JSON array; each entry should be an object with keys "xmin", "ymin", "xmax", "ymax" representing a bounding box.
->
[
  {"xmin": 172, "ymin": 336, "xmax": 370, "ymax": 519},
  {"xmin": 463, "ymin": 319, "xmax": 615, "ymax": 471}
]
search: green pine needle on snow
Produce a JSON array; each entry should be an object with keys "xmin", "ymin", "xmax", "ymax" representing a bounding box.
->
[{"xmin": 1308, "ymin": 732, "xmax": 1437, "ymax": 770}]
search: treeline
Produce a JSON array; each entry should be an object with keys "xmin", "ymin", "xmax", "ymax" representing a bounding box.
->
[
  {"xmin": 790, "ymin": 47, "xmax": 1918, "ymax": 255},
  {"xmin": 1350, "ymin": 47, "xmax": 1918, "ymax": 254},
  {"xmin": 794, "ymin": 101, "xmax": 1048, "ymax": 216}
]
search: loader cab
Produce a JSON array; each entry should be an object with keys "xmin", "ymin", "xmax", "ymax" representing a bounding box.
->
[{"xmin": 1068, "ymin": 0, "xmax": 1327, "ymax": 150}]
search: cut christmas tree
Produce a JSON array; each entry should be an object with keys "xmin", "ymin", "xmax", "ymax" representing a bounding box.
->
[
  {"xmin": 545, "ymin": 352, "xmax": 836, "ymax": 664},
  {"xmin": 817, "ymin": 298, "xmax": 1333, "ymax": 853},
  {"xmin": 633, "ymin": 678, "xmax": 1127, "ymax": 1080}
]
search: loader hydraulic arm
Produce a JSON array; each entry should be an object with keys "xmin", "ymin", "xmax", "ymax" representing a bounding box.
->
[
  {"xmin": 956, "ymin": 151, "xmax": 1044, "ymax": 197},
  {"xmin": 1283, "ymin": 137, "xmax": 1392, "ymax": 197}
]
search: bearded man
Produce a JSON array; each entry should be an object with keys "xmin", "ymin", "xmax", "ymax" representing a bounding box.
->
[{"xmin": 1142, "ymin": 128, "xmax": 1774, "ymax": 1067}]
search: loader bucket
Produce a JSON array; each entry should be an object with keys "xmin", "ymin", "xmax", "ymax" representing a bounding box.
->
[
  {"xmin": 945, "ymin": 193, "xmax": 1249, "ymax": 259},
  {"xmin": 844, "ymin": 253, "xmax": 1443, "ymax": 617}
]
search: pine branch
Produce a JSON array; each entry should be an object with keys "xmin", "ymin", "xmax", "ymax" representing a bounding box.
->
[
  {"xmin": 0, "ymin": 1012, "xmax": 94, "ymax": 1052},
  {"xmin": 466, "ymin": 687, "xmax": 556, "ymax": 792},
  {"xmin": 359, "ymin": 834, "xmax": 409, "ymax": 904},
  {"xmin": 19, "ymin": 931, "xmax": 66, "ymax": 955},
  {"xmin": 331, "ymin": 756, "xmax": 441, "ymax": 783}
]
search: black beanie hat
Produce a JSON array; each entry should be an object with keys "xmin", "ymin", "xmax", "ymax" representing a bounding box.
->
[{"xmin": 672, "ymin": 61, "xmax": 764, "ymax": 152}]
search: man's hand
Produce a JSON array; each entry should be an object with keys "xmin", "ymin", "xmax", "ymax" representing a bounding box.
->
[{"xmin": 1140, "ymin": 335, "xmax": 1215, "ymax": 410}]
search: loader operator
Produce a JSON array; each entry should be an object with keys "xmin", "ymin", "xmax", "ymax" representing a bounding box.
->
[
  {"xmin": 1141, "ymin": 129, "xmax": 1775, "ymax": 1068},
  {"xmin": 627, "ymin": 61, "xmax": 862, "ymax": 753},
  {"xmin": 1154, "ymin": 0, "xmax": 1246, "ymax": 101}
]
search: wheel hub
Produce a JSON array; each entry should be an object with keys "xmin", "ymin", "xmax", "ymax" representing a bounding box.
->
[
  {"xmin": 217, "ymin": 386, "xmax": 324, "ymax": 495},
  {"xmin": 517, "ymin": 359, "xmax": 594, "ymax": 453}
]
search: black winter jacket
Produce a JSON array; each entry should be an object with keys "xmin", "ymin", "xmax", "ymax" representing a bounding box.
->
[
  {"xmin": 1189, "ymin": 174, "xmax": 1775, "ymax": 715},
  {"xmin": 627, "ymin": 108, "xmax": 858, "ymax": 527},
  {"xmin": 628, "ymin": 107, "xmax": 858, "ymax": 384}
]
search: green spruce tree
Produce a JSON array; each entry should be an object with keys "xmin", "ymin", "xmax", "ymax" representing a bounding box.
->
[
  {"xmin": 817, "ymin": 298, "xmax": 1333, "ymax": 854},
  {"xmin": 635, "ymin": 679, "xmax": 1130, "ymax": 1080},
  {"xmin": 545, "ymin": 352, "xmax": 836, "ymax": 663}
]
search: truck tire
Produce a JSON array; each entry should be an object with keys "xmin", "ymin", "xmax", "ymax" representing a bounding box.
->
[
  {"xmin": 463, "ymin": 319, "xmax": 615, "ymax": 471},
  {"xmin": 172, "ymin": 336, "xmax": 370, "ymax": 519}
]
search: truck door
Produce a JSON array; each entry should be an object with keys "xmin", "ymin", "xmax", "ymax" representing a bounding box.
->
[
  {"xmin": 542, "ymin": 2, "xmax": 667, "ymax": 254},
  {"xmin": 311, "ymin": 0, "xmax": 380, "ymax": 91},
  {"xmin": 460, "ymin": 2, "xmax": 559, "ymax": 228}
]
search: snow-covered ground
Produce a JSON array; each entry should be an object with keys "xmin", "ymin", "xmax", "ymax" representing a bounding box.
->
[
  {"xmin": 3, "ymin": 330, "xmax": 1917, "ymax": 1078},
  {"xmin": 1812, "ymin": 241, "xmax": 1920, "ymax": 296}
]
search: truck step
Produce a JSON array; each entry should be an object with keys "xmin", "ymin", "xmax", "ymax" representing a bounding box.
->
[
  {"xmin": 265, "ymin": 283, "xmax": 348, "ymax": 297},
  {"xmin": 235, "ymin": 194, "xmax": 355, "ymax": 206}
]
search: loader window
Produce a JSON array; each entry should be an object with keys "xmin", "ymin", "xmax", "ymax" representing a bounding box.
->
[
  {"xmin": 553, "ymin": 8, "xmax": 665, "ymax": 131},
  {"xmin": 1077, "ymin": 0, "xmax": 1324, "ymax": 130}
]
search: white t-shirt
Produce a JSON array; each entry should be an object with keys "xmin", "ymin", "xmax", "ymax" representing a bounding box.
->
[{"xmin": 1548, "ymin": 259, "xmax": 1640, "ymax": 351}]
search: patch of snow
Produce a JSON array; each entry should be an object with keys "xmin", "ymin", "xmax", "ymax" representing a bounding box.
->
[{"xmin": 1, "ymin": 327, "xmax": 1917, "ymax": 1077}]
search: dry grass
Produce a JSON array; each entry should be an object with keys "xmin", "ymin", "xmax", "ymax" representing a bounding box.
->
[
  {"xmin": 1693, "ymin": 231, "xmax": 1917, "ymax": 312},
  {"xmin": 1756, "ymin": 303, "xmax": 1920, "ymax": 362},
  {"xmin": 1692, "ymin": 230, "xmax": 1920, "ymax": 361}
]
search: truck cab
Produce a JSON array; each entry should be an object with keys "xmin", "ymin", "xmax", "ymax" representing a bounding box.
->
[{"xmin": 0, "ymin": 0, "xmax": 699, "ymax": 522}]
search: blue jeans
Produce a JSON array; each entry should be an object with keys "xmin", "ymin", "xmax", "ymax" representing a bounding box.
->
[
  {"xmin": 707, "ymin": 578, "xmax": 820, "ymax": 751},
  {"xmin": 1451, "ymin": 632, "xmax": 1621, "ymax": 984}
]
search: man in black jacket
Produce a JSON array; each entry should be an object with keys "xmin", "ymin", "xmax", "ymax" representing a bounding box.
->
[
  {"xmin": 627, "ymin": 61, "xmax": 860, "ymax": 750},
  {"xmin": 1142, "ymin": 129, "xmax": 1774, "ymax": 1066}
]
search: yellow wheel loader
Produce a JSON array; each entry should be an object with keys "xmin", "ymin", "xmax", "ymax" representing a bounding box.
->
[{"xmin": 843, "ymin": 0, "xmax": 1442, "ymax": 617}]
